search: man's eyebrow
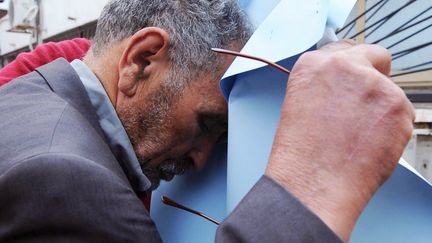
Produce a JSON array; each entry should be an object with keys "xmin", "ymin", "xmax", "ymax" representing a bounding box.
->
[{"xmin": 200, "ymin": 111, "xmax": 227, "ymax": 120}]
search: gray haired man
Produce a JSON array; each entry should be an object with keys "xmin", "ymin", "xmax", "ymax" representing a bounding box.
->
[{"xmin": 0, "ymin": 0, "xmax": 414, "ymax": 242}]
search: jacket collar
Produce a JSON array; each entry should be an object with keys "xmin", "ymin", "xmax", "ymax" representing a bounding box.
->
[
  {"xmin": 35, "ymin": 58, "xmax": 151, "ymax": 194},
  {"xmin": 35, "ymin": 58, "xmax": 106, "ymax": 140}
]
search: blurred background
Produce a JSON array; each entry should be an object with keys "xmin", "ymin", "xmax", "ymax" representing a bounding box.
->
[
  {"xmin": 337, "ymin": 0, "xmax": 432, "ymax": 183},
  {"xmin": 0, "ymin": 0, "xmax": 431, "ymax": 181}
]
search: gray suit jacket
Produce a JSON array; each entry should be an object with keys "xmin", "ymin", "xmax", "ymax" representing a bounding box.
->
[{"xmin": 0, "ymin": 59, "xmax": 341, "ymax": 242}]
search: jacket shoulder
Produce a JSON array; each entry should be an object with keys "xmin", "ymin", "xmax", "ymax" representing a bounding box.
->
[{"xmin": 0, "ymin": 153, "xmax": 162, "ymax": 242}]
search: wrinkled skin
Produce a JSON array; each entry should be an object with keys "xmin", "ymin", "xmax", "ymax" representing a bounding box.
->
[
  {"xmin": 266, "ymin": 40, "xmax": 415, "ymax": 242},
  {"xmin": 117, "ymin": 70, "xmax": 229, "ymax": 190},
  {"xmin": 88, "ymin": 28, "xmax": 234, "ymax": 191}
]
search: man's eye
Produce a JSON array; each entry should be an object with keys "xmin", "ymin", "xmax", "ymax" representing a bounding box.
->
[
  {"xmin": 197, "ymin": 113, "xmax": 228, "ymax": 136},
  {"xmin": 198, "ymin": 117, "xmax": 211, "ymax": 133}
]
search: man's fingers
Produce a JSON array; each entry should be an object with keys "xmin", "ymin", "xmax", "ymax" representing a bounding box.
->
[
  {"xmin": 320, "ymin": 40, "xmax": 391, "ymax": 77},
  {"xmin": 356, "ymin": 44, "xmax": 392, "ymax": 77},
  {"xmin": 319, "ymin": 39, "xmax": 357, "ymax": 52}
]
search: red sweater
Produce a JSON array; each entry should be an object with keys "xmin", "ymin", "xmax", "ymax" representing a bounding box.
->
[
  {"xmin": 0, "ymin": 38, "xmax": 91, "ymax": 86},
  {"xmin": 0, "ymin": 37, "xmax": 152, "ymax": 211}
]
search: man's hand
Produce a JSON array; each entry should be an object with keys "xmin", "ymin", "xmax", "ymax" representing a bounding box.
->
[{"xmin": 265, "ymin": 40, "xmax": 415, "ymax": 242}]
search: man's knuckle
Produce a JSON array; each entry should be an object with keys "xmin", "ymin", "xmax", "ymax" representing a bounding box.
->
[
  {"xmin": 298, "ymin": 51, "xmax": 319, "ymax": 65},
  {"xmin": 354, "ymin": 67, "xmax": 381, "ymax": 95},
  {"xmin": 393, "ymin": 88, "xmax": 409, "ymax": 106},
  {"xmin": 405, "ymin": 122, "xmax": 414, "ymax": 138},
  {"xmin": 326, "ymin": 52, "xmax": 349, "ymax": 67},
  {"xmin": 371, "ymin": 44, "xmax": 391, "ymax": 60},
  {"xmin": 386, "ymin": 89, "xmax": 412, "ymax": 118}
]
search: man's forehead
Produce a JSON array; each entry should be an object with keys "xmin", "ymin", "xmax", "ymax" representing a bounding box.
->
[
  {"xmin": 188, "ymin": 72, "xmax": 226, "ymax": 101},
  {"xmin": 193, "ymin": 90, "xmax": 228, "ymax": 120}
]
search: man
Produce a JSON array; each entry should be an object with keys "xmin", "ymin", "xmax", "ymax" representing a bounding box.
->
[
  {"xmin": 0, "ymin": 0, "xmax": 414, "ymax": 242},
  {"xmin": 0, "ymin": 38, "xmax": 163, "ymax": 209}
]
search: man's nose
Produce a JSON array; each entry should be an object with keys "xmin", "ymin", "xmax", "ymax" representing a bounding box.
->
[{"xmin": 187, "ymin": 136, "xmax": 219, "ymax": 170}]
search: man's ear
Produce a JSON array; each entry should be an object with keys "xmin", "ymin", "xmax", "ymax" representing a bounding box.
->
[{"xmin": 118, "ymin": 27, "xmax": 170, "ymax": 97}]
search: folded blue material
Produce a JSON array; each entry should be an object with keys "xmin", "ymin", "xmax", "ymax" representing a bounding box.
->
[
  {"xmin": 225, "ymin": 46, "xmax": 316, "ymax": 212},
  {"xmin": 150, "ymin": 1, "xmax": 432, "ymax": 242},
  {"xmin": 352, "ymin": 164, "xmax": 432, "ymax": 242}
]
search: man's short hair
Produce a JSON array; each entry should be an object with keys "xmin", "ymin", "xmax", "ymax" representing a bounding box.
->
[{"xmin": 92, "ymin": 0, "xmax": 252, "ymax": 80}]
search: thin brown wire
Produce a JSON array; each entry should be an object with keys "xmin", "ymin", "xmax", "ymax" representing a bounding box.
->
[
  {"xmin": 161, "ymin": 196, "xmax": 221, "ymax": 225},
  {"xmin": 211, "ymin": 48, "xmax": 291, "ymax": 74}
]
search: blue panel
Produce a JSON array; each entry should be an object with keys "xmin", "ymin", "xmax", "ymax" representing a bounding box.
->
[
  {"xmin": 151, "ymin": 144, "xmax": 227, "ymax": 243},
  {"xmin": 224, "ymin": 38, "xmax": 432, "ymax": 242},
  {"xmin": 351, "ymin": 165, "xmax": 432, "ymax": 243},
  {"xmin": 226, "ymin": 46, "xmax": 315, "ymax": 212}
]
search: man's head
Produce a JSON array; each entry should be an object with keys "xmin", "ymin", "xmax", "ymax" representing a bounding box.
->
[{"xmin": 88, "ymin": 0, "xmax": 252, "ymax": 190}]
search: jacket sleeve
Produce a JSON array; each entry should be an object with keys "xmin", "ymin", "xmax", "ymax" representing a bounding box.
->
[
  {"xmin": 0, "ymin": 153, "xmax": 162, "ymax": 243},
  {"xmin": 216, "ymin": 175, "xmax": 343, "ymax": 243},
  {"xmin": 0, "ymin": 152, "xmax": 341, "ymax": 242}
]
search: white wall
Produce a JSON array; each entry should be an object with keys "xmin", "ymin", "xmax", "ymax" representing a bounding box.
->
[
  {"xmin": 0, "ymin": 0, "xmax": 109, "ymax": 55},
  {"xmin": 0, "ymin": 0, "xmax": 29, "ymax": 55},
  {"xmin": 39, "ymin": 0, "xmax": 107, "ymax": 39}
]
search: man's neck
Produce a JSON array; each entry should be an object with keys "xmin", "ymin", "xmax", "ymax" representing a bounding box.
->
[{"xmin": 82, "ymin": 42, "xmax": 127, "ymax": 108}]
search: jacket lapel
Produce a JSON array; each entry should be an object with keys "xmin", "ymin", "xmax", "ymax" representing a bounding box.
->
[{"xmin": 35, "ymin": 58, "xmax": 106, "ymax": 140}]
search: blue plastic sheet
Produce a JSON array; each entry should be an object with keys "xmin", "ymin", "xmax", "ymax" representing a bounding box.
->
[
  {"xmin": 149, "ymin": 1, "xmax": 432, "ymax": 242},
  {"xmin": 150, "ymin": 1, "xmax": 357, "ymax": 242}
]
